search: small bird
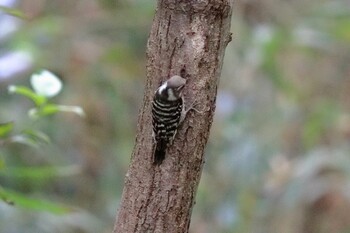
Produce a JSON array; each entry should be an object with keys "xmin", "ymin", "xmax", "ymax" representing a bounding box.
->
[{"xmin": 152, "ymin": 75, "xmax": 190, "ymax": 165}]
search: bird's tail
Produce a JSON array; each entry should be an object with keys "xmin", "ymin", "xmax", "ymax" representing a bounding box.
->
[{"xmin": 154, "ymin": 140, "xmax": 166, "ymax": 165}]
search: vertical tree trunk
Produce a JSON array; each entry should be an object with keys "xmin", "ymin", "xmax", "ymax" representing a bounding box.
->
[{"xmin": 113, "ymin": 1, "xmax": 233, "ymax": 232}]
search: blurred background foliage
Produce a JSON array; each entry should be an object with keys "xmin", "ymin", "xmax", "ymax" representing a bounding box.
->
[{"xmin": 0, "ymin": 0, "xmax": 350, "ymax": 232}]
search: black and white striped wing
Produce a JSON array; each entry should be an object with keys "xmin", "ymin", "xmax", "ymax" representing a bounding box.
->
[{"xmin": 152, "ymin": 98, "xmax": 183, "ymax": 145}]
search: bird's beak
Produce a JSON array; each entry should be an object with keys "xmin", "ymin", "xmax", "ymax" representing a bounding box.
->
[{"xmin": 177, "ymin": 85, "xmax": 185, "ymax": 92}]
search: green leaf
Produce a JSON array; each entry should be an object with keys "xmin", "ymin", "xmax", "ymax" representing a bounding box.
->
[
  {"xmin": 8, "ymin": 85, "xmax": 47, "ymax": 107},
  {"xmin": 0, "ymin": 6, "xmax": 26, "ymax": 19},
  {"xmin": 0, "ymin": 186, "xmax": 72, "ymax": 214},
  {"xmin": 22, "ymin": 129, "xmax": 51, "ymax": 144},
  {"xmin": 29, "ymin": 104, "xmax": 85, "ymax": 119},
  {"xmin": 0, "ymin": 122, "xmax": 14, "ymax": 138},
  {"xmin": 0, "ymin": 186, "xmax": 14, "ymax": 205},
  {"xmin": 39, "ymin": 104, "xmax": 61, "ymax": 115},
  {"xmin": 28, "ymin": 104, "xmax": 59, "ymax": 119},
  {"xmin": 9, "ymin": 130, "xmax": 50, "ymax": 147},
  {"xmin": 9, "ymin": 134, "xmax": 39, "ymax": 148}
]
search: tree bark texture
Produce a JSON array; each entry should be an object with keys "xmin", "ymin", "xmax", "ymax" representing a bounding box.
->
[{"xmin": 113, "ymin": 1, "xmax": 233, "ymax": 232}]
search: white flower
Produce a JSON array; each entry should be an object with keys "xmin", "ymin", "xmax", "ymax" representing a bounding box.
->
[{"xmin": 30, "ymin": 70, "xmax": 62, "ymax": 97}]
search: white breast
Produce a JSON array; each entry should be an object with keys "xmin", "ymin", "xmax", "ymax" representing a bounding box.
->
[{"xmin": 167, "ymin": 89, "xmax": 177, "ymax": 101}]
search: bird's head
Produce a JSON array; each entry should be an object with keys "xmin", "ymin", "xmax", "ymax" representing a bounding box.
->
[{"xmin": 157, "ymin": 75, "xmax": 186, "ymax": 101}]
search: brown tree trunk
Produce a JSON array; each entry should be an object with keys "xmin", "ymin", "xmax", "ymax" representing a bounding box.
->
[{"xmin": 113, "ymin": 1, "xmax": 233, "ymax": 232}]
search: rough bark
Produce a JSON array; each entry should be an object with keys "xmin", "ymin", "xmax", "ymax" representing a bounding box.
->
[{"xmin": 113, "ymin": 1, "xmax": 233, "ymax": 232}]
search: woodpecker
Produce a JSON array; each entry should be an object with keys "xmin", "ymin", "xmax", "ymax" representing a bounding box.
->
[{"xmin": 152, "ymin": 75, "xmax": 187, "ymax": 165}]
